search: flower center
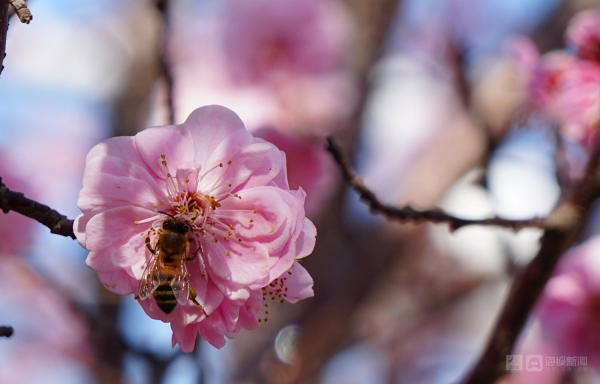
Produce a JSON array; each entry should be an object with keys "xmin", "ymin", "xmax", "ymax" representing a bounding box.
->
[{"xmin": 135, "ymin": 155, "xmax": 258, "ymax": 263}]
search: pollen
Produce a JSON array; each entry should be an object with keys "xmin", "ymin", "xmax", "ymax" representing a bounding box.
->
[
  {"xmin": 226, "ymin": 251, "xmax": 230, "ymax": 256},
  {"xmin": 134, "ymin": 221, "xmax": 139, "ymax": 225},
  {"xmin": 249, "ymin": 219, "xmax": 254, "ymax": 223},
  {"xmin": 227, "ymin": 161, "xmax": 232, "ymax": 165}
]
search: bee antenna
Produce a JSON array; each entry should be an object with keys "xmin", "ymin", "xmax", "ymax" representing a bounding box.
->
[{"xmin": 158, "ymin": 211, "xmax": 175, "ymax": 218}]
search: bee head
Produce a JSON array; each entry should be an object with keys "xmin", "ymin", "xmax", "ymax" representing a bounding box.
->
[{"xmin": 162, "ymin": 218, "xmax": 189, "ymax": 235}]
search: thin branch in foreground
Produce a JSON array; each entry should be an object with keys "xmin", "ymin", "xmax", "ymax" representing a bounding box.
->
[
  {"xmin": 0, "ymin": 177, "xmax": 76, "ymax": 239},
  {"xmin": 0, "ymin": 326, "xmax": 13, "ymax": 337},
  {"xmin": 325, "ymin": 138, "xmax": 545, "ymax": 231},
  {"xmin": 8, "ymin": 0, "xmax": 31, "ymax": 24},
  {"xmin": 155, "ymin": 0, "xmax": 174, "ymax": 125},
  {"xmin": 462, "ymin": 131, "xmax": 600, "ymax": 383}
]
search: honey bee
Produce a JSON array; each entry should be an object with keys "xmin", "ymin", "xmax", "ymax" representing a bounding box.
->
[{"xmin": 136, "ymin": 216, "xmax": 208, "ymax": 316}]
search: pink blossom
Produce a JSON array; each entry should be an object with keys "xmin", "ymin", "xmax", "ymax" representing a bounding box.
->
[
  {"xmin": 254, "ymin": 128, "xmax": 337, "ymax": 217},
  {"xmin": 566, "ymin": 10, "xmax": 600, "ymax": 62},
  {"xmin": 75, "ymin": 105, "xmax": 316, "ymax": 351},
  {"xmin": 512, "ymin": 36, "xmax": 600, "ymax": 147},
  {"xmin": 222, "ymin": 0, "xmax": 353, "ymax": 85},
  {"xmin": 534, "ymin": 235, "xmax": 600, "ymax": 369},
  {"xmin": 0, "ymin": 258, "xmax": 90, "ymax": 383}
]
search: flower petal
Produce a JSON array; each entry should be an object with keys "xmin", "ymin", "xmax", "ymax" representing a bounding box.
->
[
  {"xmin": 282, "ymin": 261, "xmax": 314, "ymax": 303},
  {"xmin": 135, "ymin": 124, "xmax": 195, "ymax": 180},
  {"xmin": 185, "ymin": 106, "xmax": 249, "ymax": 167},
  {"xmin": 78, "ymin": 156, "xmax": 169, "ymax": 211}
]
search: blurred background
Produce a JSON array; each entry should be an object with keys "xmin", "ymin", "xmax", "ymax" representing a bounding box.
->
[{"xmin": 0, "ymin": 0, "xmax": 596, "ymax": 383}]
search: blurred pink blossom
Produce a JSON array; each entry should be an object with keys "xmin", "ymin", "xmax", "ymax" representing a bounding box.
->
[
  {"xmin": 566, "ymin": 10, "xmax": 600, "ymax": 62},
  {"xmin": 0, "ymin": 151, "xmax": 35, "ymax": 256},
  {"xmin": 75, "ymin": 105, "xmax": 315, "ymax": 350},
  {"xmin": 512, "ymin": 36, "xmax": 600, "ymax": 148},
  {"xmin": 255, "ymin": 128, "xmax": 337, "ymax": 217},
  {"xmin": 223, "ymin": 0, "xmax": 353, "ymax": 85},
  {"xmin": 172, "ymin": 0, "xmax": 357, "ymax": 138},
  {"xmin": 0, "ymin": 258, "xmax": 90, "ymax": 383},
  {"xmin": 534, "ymin": 235, "xmax": 600, "ymax": 370}
]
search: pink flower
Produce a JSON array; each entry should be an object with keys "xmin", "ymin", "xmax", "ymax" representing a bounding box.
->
[
  {"xmin": 512, "ymin": 36, "xmax": 600, "ymax": 147},
  {"xmin": 254, "ymin": 128, "xmax": 337, "ymax": 217},
  {"xmin": 222, "ymin": 0, "xmax": 353, "ymax": 85},
  {"xmin": 75, "ymin": 105, "xmax": 316, "ymax": 351},
  {"xmin": 566, "ymin": 10, "xmax": 600, "ymax": 62},
  {"xmin": 534, "ymin": 235, "xmax": 600, "ymax": 369}
]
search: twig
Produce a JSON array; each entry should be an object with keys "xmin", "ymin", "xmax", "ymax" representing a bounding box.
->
[
  {"xmin": 0, "ymin": 0, "xmax": 9, "ymax": 76},
  {"xmin": 0, "ymin": 325, "xmax": 13, "ymax": 337},
  {"xmin": 325, "ymin": 138, "xmax": 545, "ymax": 231},
  {"xmin": 0, "ymin": 177, "xmax": 76, "ymax": 239},
  {"xmin": 8, "ymin": 0, "xmax": 31, "ymax": 24},
  {"xmin": 461, "ymin": 129, "xmax": 600, "ymax": 383},
  {"xmin": 155, "ymin": 0, "xmax": 174, "ymax": 125}
]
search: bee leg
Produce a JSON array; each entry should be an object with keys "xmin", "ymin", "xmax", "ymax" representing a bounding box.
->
[
  {"xmin": 189, "ymin": 285, "xmax": 209, "ymax": 317},
  {"xmin": 186, "ymin": 246, "xmax": 201, "ymax": 262},
  {"xmin": 145, "ymin": 234, "xmax": 155, "ymax": 254}
]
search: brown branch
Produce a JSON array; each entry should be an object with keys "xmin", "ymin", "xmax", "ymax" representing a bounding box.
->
[
  {"xmin": 0, "ymin": 177, "xmax": 76, "ymax": 239},
  {"xmin": 326, "ymin": 137, "xmax": 545, "ymax": 231},
  {"xmin": 155, "ymin": 0, "xmax": 174, "ymax": 125},
  {"xmin": 0, "ymin": 0, "xmax": 9, "ymax": 77},
  {"xmin": 461, "ymin": 130, "xmax": 600, "ymax": 383},
  {"xmin": 0, "ymin": 326, "xmax": 13, "ymax": 337},
  {"xmin": 8, "ymin": 0, "xmax": 31, "ymax": 24}
]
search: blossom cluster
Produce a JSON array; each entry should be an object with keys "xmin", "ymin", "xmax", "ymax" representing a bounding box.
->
[
  {"xmin": 535, "ymin": 236, "xmax": 600, "ymax": 370},
  {"xmin": 75, "ymin": 106, "xmax": 316, "ymax": 351},
  {"xmin": 516, "ymin": 10, "xmax": 600, "ymax": 148}
]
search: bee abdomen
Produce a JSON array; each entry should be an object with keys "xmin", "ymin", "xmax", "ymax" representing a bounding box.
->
[{"xmin": 153, "ymin": 284, "xmax": 177, "ymax": 314}]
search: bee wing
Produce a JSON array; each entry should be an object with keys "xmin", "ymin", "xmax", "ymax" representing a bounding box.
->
[
  {"xmin": 171, "ymin": 255, "xmax": 190, "ymax": 305},
  {"xmin": 139, "ymin": 255, "xmax": 159, "ymax": 300}
]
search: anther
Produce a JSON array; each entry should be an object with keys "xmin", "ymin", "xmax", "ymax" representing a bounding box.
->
[
  {"xmin": 249, "ymin": 219, "xmax": 254, "ymax": 223},
  {"xmin": 134, "ymin": 221, "xmax": 139, "ymax": 225},
  {"xmin": 227, "ymin": 161, "xmax": 232, "ymax": 165}
]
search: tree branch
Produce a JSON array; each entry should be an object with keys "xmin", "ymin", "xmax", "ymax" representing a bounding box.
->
[
  {"xmin": 325, "ymin": 137, "xmax": 545, "ymax": 231},
  {"xmin": 0, "ymin": 0, "xmax": 9, "ymax": 77},
  {"xmin": 0, "ymin": 325, "xmax": 13, "ymax": 337},
  {"xmin": 0, "ymin": 177, "xmax": 76, "ymax": 239},
  {"xmin": 461, "ymin": 130, "xmax": 600, "ymax": 383},
  {"xmin": 8, "ymin": 0, "xmax": 31, "ymax": 24}
]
